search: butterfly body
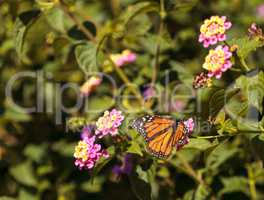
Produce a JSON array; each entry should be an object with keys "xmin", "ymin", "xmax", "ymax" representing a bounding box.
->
[{"xmin": 130, "ymin": 115, "xmax": 188, "ymax": 159}]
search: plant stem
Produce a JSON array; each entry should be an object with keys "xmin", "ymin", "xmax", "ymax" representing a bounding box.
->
[
  {"xmin": 194, "ymin": 131, "xmax": 264, "ymax": 139},
  {"xmin": 176, "ymin": 153, "xmax": 205, "ymax": 185},
  {"xmin": 223, "ymin": 41, "xmax": 230, "ymax": 47},
  {"xmin": 59, "ymin": 0, "xmax": 95, "ymax": 42},
  {"xmin": 106, "ymin": 54, "xmax": 144, "ymax": 104},
  {"xmin": 151, "ymin": 0, "xmax": 165, "ymax": 86},
  {"xmin": 247, "ymin": 165, "xmax": 257, "ymax": 200},
  {"xmin": 193, "ymin": 135, "xmax": 230, "ymax": 139},
  {"xmin": 111, "ymin": 0, "xmax": 120, "ymax": 17},
  {"xmin": 224, "ymin": 41, "xmax": 250, "ymax": 72},
  {"xmin": 240, "ymin": 58, "xmax": 250, "ymax": 72}
]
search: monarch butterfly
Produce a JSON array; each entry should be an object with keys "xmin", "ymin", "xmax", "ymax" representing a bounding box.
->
[{"xmin": 130, "ymin": 115, "xmax": 190, "ymax": 159}]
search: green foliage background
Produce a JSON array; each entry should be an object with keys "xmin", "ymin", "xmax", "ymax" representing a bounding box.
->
[{"xmin": 1, "ymin": 0, "xmax": 264, "ymax": 200}]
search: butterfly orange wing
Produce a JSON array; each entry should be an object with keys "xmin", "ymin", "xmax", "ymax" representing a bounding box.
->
[{"xmin": 131, "ymin": 115, "xmax": 186, "ymax": 159}]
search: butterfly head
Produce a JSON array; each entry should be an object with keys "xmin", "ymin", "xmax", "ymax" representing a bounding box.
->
[
  {"xmin": 129, "ymin": 115, "xmax": 151, "ymax": 128},
  {"xmin": 129, "ymin": 115, "xmax": 154, "ymax": 138}
]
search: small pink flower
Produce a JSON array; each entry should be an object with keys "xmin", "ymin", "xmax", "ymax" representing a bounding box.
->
[
  {"xmin": 95, "ymin": 109, "xmax": 124, "ymax": 138},
  {"xmin": 80, "ymin": 76, "xmax": 102, "ymax": 96},
  {"xmin": 176, "ymin": 118, "xmax": 194, "ymax": 150},
  {"xmin": 199, "ymin": 16, "xmax": 232, "ymax": 48},
  {"xmin": 81, "ymin": 125, "xmax": 96, "ymax": 139},
  {"xmin": 143, "ymin": 86, "xmax": 156, "ymax": 100},
  {"xmin": 110, "ymin": 50, "xmax": 137, "ymax": 67},
  {"xmin": 170, "ymin": 100, "xmax": 186, "ymax": 112},
  {"xmin": 203, "ymin": 45, "xmax": 233, "ymax": 79},
  {"xmin": 248, "ymin": 23, "xmax": 263, "ymax": 39},
  {"xmin": 184, "ymin": 118, "xmax": 194, "ymax": 133},
  {"xmin": 73, "ymin": 135, "xmax": 109, "ymax": 170},
  {"xmin": 257, "ymin": 4, "xmax": 264, "ymax": 18}
]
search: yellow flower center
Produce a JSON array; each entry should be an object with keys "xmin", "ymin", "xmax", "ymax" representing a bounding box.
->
[
  {"xmin": 200, "ymin": 16, "xmax": 225, "ymax": 37},
  {"xmin": 203, "ymin": 49, "xmax": 225, "ymax": 72},
  {"xmin": 74, "ymin": 141, "xmax": 88, "ymax": 161}
]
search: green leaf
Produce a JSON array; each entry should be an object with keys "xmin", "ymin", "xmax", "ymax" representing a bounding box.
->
[
  {"xmin": 235, "ymin": 71, "xmax": 264, "ymax": 112},
  {"xmin": 36, "ymin": 0, "xmax": 57, "ymax": 11},
  {"xmin": 218, "ymin": 177, "xmax": 249, "ymax": 197},
  {"xmin": 81, "ymin": 176, "xmax": 105, "ymax": 193},
  {"xmin": 9, "ymin": 161, "xmax": 37, "ymax": 186},
  {"xmin": 185, "ymin": 138, "xmax": 214, "ymax": 151},
  {"xmin": 125, "ymin": 14, "xmax": 152, "ymax": 37},
  {"xmin": 19, "ymin": 189, "xmax": 39, "ymax": 200},
  {"xmin": 194, "ymin": 184, "xmax": 210, "ymax": 200},
  {"xmin": 45, "ymin": 7, "xmax": 66, "ymax": 32},
  {"xmin": 68, "ymin": 21, "xmax": 96, "ymax": 40},
  {"xmin": 170, "ymin": 61, "xmax": 193, "ymax": 85},
  {"xmin": 52, "ymin": 140, "xmax": 75, "ymax": 157},
  {"xmin": 127, "ymin": 141, "xmax": 143, "ymax": 156},
  {"xmin": 182, "ymin": 190, "xmax": 195, "ymax": 200},
  {"xmin": 206, "ymin": 141, "xmax": 238, "ymax": 170},
  {"xmin": 248, "ymin": 72, "xmax": 264, "ymax": 113},
  {"xmin": 14, "ymin": 10, "xmax": 41, "ymax": 60},
  {"xmin": 75, "ymin": 42, "xmax": 101, "ymax": 75},
  {"xmin": 0, "ymin": 197, "xmax": 17, "ymax": 200},
  {"xmin": 171, "ymin": 0, "xmax": 199, "ymax": 12},
  {"xmin": 119, "ymin": 2, "xmax": 159, "ymax": 26},
  {"xmin": 4, "ymin": 100, "xmax": 31, "ymax": 122},
  {"xmin": 259, "ymin": 134, "xmax": 264, "ymax": 141},
  {"xmin": 157, "ymin": 167, "xmax": 170, "ymax": 178},
  {"xmin": 215, "ymin": 111, "xmax": 226, "ymax": 125},
  {"xmin": 248, "ymin": 85, "xmax": 263, "ymax": 113},
  {"xmin": 24, "ymin": 144, "xmax": 47, "ymax": 163},
  {"xmin": 36, "ymin": 165, "xmax": 53, "ymax": 176},
  {"xmin": 209, "ymin": 88, "xmax": 240, "ymax": 118},
  {"xmin": 237, "ymin": 119, "xmax": 261, "ymax": 132},
  {"xmin": 92, "ymin": 146, "xmax": 115, "ymax": 178},
  {"xmin": 216, "ymin": 119, "xmax": 237, "ymax": 135},
  {"xmin": 86, "ymin": 96, "xmax": 115, "ymax": 120},
  {"xmin": 229, "ymin": 37, "xmax": 264, "ymax": 60},
  {"xmin": 225, "ymin": 98, "xmax": 248, "ymax": 119},
  {"xmin": 129, "ymin": 173, "xmax": 152, "ymax": 200},
  {"xmin": 170, "ymin": 148, "xmax": 201, "ymax": 167},
  {"xmin": 139, "ymin": 33, "xmax": 174, "ymax": 55},
  {"xmin": 136, "ymin": 165, "xmax": 149, "ymax": 183}
]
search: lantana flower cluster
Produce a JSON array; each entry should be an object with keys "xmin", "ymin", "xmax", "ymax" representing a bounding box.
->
[
  {"xmin": 199, "ymin": 16, "xmax": 232, "ymax": 48},
  {"xmin": 198, "ymin": 16, "xmax": 233, "ymax": 80},
  {"xmin": 203, "ymin": 45, "xmax": 232, "ymax": 79},
  {"xmin": 110, "ymin": 50, "xmax": 137, "ymax": 67},
  {"xmin": 73, "ymin": 109, "xmax": 124, "ymax": 170},
  {"xmin": 74, "ymin": 135, "xmax": 109, "ymax": 170},
  {"xmin": 95, "ymin": 109, "xmax": 124, "ymax": 138}
]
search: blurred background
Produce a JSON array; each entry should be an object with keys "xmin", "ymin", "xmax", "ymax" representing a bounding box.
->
[{"xmin": 1, "ymin": 0, "xmax": 264, "ymax": 199}]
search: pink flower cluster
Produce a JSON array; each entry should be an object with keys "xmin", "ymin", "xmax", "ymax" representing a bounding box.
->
[
  {"xmin": 199, "ymin": 16, "xmax": 232, "ymax": 48},
  {"xmin": 203, "ymin": 45, "xmax": 233, "ymax": 79},
  {"xmin": 95, "ymin": 109, "xmax": 124, "ymax": 138},
  {"xmin": 73, "ymin": 108, "xmax": 124, "ymax": 170},
  {"xmin": 110, "ymin": 50, "xmax": 137, "ymax": 67},
  {"xmin": 176, "ymin": 118, "xmax": 194, "ymax": 150},
  {"xmin": 74, "ymin": 134, "xmax": 109, "ymax": 170}
]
